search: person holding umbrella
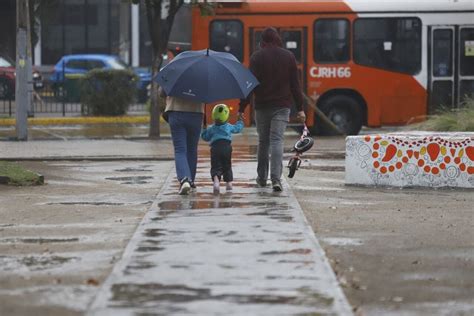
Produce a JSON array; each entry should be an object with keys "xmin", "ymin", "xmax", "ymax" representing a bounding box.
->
[
  {"xmin": 159, "ymin": 87, "xmax": 204, "ymax": 195},
  {"xmin": 156, "ymin": 49, "xmax": 258, "ymax": 195},
  {"xmin": 239, "ymin": 27, "xmax": 306, "ymax": 192}
]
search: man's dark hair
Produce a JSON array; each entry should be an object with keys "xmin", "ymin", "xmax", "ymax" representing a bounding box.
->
[{"xmin": 261, "ymin": 27, "xmax": 282, "ymax": 48}]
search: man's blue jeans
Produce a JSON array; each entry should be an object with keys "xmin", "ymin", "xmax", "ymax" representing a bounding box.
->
[
  {"xmin": 168, "ymin": 111, "xmax": 203, "ymax": 183},
  {"xmin": 255, "ymin": 107, "xmax": 290, "ymax": 182}
]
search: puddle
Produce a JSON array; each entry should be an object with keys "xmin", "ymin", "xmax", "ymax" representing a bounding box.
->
[
  {"xmin": 136, "ymin": 246, "xmax": 165, "ymax": 252},
  {"xmin": 247, "ymin": 210, "xmax": 293, "ymax": 222},
  {"xmin": 115, "ymin": 167, "xmax": 152, "ymax": 172},
  {"xmin": 125, "ymin": 261, "xmax": 157, "ymax": 272},
  {"xmin": 142, "ymin": 239, "xmax": 161, "ymax": 245},
  {"xmin": 0, "ymin": 285, "xmax": 95, "ymax": 312},
  {"xmin": 105, "ymin": 176, "xmax": 154, "ymax": 184},
  {"xmin": 109, "ymin": 282, "xmax": 335, "ymax": 308},
  {"xmin": 277, "ymin": 260, "xmax": 313, "ymax": 264},
  {"xmin": 300, "ymin": 165, "xmax": 345, "ymax": 172},
  {"xmin": 158, "ymin": 199, "xmax": 290, "ymax": 212},
  {"xmin": 322, "ymin": 237, "xmax": 363, "ymax": 246},
  {"xmin": 110, "ymin": 283, "xmax": 298, "ymax": 306},
  {"xmin": 111, "ymin": 283, "xmax": 211, "ymax": 306},
  {"xmin": 47, "ymin": 202, "xmax": 125, "ymax": 206},
  {"xmin": 261, "ymin": 248, "xmax": 312, "ymax": 256},
  {"xmin": 144, "ymin": 229, "xmax": 166, "ymax": 238},
  {"xmin": 292, "ymin": 185, "xmax": 344, "ymax": 192},
  {"xmin": 169, "ymin": 265, "xmax": 189, "ymax": 269},
  {"xmin": 223, "ymin": 239, "xmax": 265, "ymax": 244},
  {"xmin": 0, "ymin": 237, "xmax": 79, "ymax": 244},
  {"xmin": 0, "ymin": 255, "xmax": 79, "ymax": 271},
  {"xmin": 278, "ymin": 239, "xmax": 304, "ymax": 243}
]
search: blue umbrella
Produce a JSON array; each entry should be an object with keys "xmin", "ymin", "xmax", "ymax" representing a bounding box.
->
[{"xmin": 155, "ymin": 49, "xmax": 259, "ymax": 103}]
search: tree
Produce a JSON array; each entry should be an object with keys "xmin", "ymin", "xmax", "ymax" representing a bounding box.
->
[
  {"xmin": 141, "ymin": 0, "xmax": 184, "ymax": 138},
  {"xmin": 29, "ymin": 0, "xmax": 58, "ymax": 49},
  {"xmin": 133, "ymin": 0, "xmax": 215, "ymax": 138}
]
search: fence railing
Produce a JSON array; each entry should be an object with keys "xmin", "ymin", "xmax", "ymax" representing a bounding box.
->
[{"xmin": 0, "ymin": 70, "xmax": 147, "ymax": 117}]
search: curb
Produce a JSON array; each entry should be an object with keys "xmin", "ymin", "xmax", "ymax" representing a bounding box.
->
[
  {"xmin": 0, "ymin": 173, "xmax": 44, "ymax": 186},
  {"xmin": 0, "ymin": 156, "xmax": 175, "ymax": 162},
  {"xmin": 0, "ymin": 115, "xmax": 154, "ymax": 126}
]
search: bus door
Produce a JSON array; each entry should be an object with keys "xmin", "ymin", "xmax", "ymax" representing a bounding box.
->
[
  {"xmin": 249, "ymin": 27, "xmax": 308, "ymax": 120},
  {"xmin": 429, "ymin": 25, "xmax": 474, "ymax": 112},
  {"xmin": 459, "ymin": 26, "xmax": 474, "ymax": 106}
]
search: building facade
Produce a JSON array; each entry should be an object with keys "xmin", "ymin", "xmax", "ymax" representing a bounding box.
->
[{"xmin": 0, "ymin": 0, "xmax": 191, "ymax": 67}]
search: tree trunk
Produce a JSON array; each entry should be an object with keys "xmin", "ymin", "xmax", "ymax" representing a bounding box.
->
[
  {"xmin": 148, "ymin": 54, "xmax": 162, "ymax": 139},
  {"xmin": 145, "ymin": 0, "xmax": 183, "ymax": 139}
]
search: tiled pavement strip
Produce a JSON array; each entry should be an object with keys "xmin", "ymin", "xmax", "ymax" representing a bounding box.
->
[{"xmin": 88, "ymin": 145, "xmax": 353, "ymax": 315}]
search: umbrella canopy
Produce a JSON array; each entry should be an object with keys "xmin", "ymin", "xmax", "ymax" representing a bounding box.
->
[{"xmin": 155, "ymin": 49, "xmax": 259, "ymax": 103}]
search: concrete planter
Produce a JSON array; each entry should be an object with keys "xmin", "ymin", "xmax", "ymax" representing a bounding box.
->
[{"xmin": 345, "ymin": 132, "xmax": 474, "ymax": 188}]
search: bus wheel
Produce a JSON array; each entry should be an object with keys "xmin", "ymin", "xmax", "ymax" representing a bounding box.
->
[{"xmin": 320, "ymin": 95, "xmax": 363, "ymax": 135}]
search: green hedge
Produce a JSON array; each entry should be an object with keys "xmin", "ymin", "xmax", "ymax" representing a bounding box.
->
[{"xmin": 80, "ymin": 69, "xmax": 138, "ymax": 116}]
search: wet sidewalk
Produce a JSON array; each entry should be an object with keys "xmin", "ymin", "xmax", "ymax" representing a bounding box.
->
[{"xmin": 88, "ymin": 147, "xmax": 352, "ymax": 315}]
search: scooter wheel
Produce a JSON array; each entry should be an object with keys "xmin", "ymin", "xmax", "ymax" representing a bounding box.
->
[
  {"xmin": 288, "ymin": 158, "xmax": 298, "ymax": 178},
  {"xmin": 294, "ymin": 136, "xmax": 314, "ymax": 153}
]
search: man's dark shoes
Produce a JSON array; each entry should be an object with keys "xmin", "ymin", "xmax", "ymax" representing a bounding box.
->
[{"xmin": 272, "ymin": 179, "xmax": 282, "ymax": 192}]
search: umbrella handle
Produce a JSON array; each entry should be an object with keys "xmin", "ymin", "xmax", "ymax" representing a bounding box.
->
[{"xmin": 203, "ymin": 104, "xmax": 207, "ymax": 128}]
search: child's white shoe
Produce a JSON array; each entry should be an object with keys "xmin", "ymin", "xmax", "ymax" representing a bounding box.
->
[{"xmin": 213, "ymin": 176, "xmax": 220, "ymax": 195}]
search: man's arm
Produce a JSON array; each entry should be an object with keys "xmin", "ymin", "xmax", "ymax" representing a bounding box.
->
[
  {"xmin": 289, "ymin": 54, "xmax": 306, "ymax": 123},
  {"xmin": 239, "ymin": 53, "xmax": 259, "ymax": 113},
  {"xmin": 289, "ymin": 55, "xmax": 303, "ymax": 112}
]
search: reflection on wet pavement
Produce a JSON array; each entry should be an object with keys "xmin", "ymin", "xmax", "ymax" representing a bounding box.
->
[{"xmin": 88, "ymin": 148, "xmax": 352, "ymax": 315}]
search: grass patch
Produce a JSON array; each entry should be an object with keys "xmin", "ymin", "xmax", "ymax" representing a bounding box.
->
[
  {"xmin": 415, "ymin": 97, "xmax": 474, "ymax": 131},
  {"xmin": 0, "ymin": 161, "xmax": 44, "ymax": 186}
]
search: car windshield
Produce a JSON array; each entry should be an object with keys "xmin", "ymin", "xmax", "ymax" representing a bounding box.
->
[
  {"xmin": 108, "ymin": 58, "xmax": 128, "ymax": 70},
  {"xmin": 0, "ymin": 57, "xmax": 13, "ymax": 67}
]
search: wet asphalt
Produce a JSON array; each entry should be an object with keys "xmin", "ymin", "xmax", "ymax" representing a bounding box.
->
[{"xmin": 1, "ymin": 127, "xmax": 352, "ymax": 315}]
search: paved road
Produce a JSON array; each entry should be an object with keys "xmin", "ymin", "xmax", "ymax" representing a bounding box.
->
[{"xmin": 2, "ymin": 130, "xmax": 473, "ymax": 315}]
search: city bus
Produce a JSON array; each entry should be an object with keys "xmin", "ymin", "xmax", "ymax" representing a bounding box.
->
[{"xmin": 188, "ymin": 0, "xmax": 474, "ymax": 135}]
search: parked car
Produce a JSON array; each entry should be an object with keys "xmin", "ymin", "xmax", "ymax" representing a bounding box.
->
[
  {"xmin": 0, "ymin": 55, "xmax": 44, "ymax": 100},
  {"xmin": 50, "ymin": 54, "xmax": 151, "ymax": 102}
]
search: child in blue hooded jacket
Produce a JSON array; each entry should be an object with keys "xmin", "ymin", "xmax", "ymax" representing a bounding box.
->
[{"xmin": 201, "ymin": 104, "xmax": 244, "ymax": 194}]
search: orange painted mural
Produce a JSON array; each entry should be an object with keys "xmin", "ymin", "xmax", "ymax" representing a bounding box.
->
[{"xmin": 345, "ymin": 133, "xmax": 474, "ymax": 188}]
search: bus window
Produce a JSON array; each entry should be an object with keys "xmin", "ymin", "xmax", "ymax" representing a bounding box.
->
[
  {"xmin": 251, "ymin": 30, "xmax": 263, "ymax": 54},
  {"xmin": 314, "ymin": 19, "xmax": 350, "ymax": 63},
  {"xmin": 433, "ymin": 29, "xmax": 453, "ymax": 77},
  {"xmin": 354, "ymin": 18, "xmax": 421, "ymax": 74},
  {"xmin": 251, "ymin": 29, "xmax": 302, "ymax": 62},
  {"xmin": 280, "ymin": 30, "xmax": 302, "ymax": 63},
  {"xmin": 210, "ymin": 20, "xmax": 244, "ymax": 61},
  {"xmin": 460, "ymin": 28, "xmax": 474, "ymax": 77}
]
